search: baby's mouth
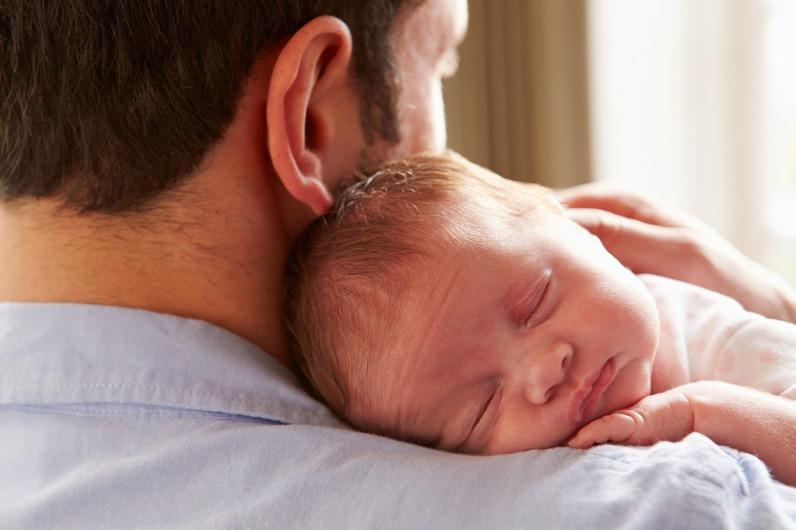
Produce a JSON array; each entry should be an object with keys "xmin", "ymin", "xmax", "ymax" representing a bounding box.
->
[{"xmin": 569, "ymin": 357, "xmax": 617, "ymax": 425}]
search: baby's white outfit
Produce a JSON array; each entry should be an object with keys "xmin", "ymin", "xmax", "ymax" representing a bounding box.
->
[{"xmin": 640, "ymin": 274, "xmax": 796, "ymax": 398}]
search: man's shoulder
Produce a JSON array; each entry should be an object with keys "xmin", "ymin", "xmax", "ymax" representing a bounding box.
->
[
  {"xmin": 2, "ymin": 302, "xmax": 794, "ymax": 529},
  {"xmin": 5, "ymin": 405, "xmax": 792, "ymax": 530}
]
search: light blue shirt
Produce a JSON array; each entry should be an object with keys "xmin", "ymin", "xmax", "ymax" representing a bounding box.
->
[{"xmin": 2, "ymin": 302, "xmax": 795, "ymax": 529}]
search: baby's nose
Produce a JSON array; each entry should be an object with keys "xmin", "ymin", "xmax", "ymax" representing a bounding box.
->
[{"xmin": 525, "ymin": 342, "xmax": 573, "ymax": 405}]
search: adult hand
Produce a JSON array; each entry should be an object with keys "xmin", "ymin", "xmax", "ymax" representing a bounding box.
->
[
  {"xmin": 567, "ymin": 386, "xmax": 694, "ymax": 448},
  {"xmin": 557, "ymin": 183, "xmax": 796, "ymax": 323}
]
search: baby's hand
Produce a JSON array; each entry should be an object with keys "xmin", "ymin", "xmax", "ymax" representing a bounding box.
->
[
  {"xmin": 569, "ymin": 381, "xmax": 796, "ymax": 485},
  {"xmin": 568, "ymin": 387, "xmax": 695, "ymax": 449}
]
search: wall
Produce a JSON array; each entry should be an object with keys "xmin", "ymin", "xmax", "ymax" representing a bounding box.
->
[{"xmin": 444, "ymin": 0, "xmax": 592, "ymax": 188}]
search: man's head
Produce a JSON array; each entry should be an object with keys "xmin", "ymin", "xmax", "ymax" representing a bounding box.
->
[
  {"xmin": 0, "ymin": 0, "xmax": 468, "ymax": 364},
  {"xmin": 286, "ymin": 151, "xmax": 660, "ymax": 454},
  {"xmin": 0, "ymin": 0, "xmax": 466, "ymax": 216}
]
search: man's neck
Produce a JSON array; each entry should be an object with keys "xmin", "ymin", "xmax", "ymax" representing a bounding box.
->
[
  {"xmin": 0, "ymin": 176, "xmax": 308, "ymax": 367},
  {"xmin": 0, "ymin": 58, "xmax": 322, "ymax": 367}
]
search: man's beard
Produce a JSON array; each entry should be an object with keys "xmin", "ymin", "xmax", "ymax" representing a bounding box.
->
[{"xmin": 356, "ymin": 130, "xmax": 410, "ymax": 176}]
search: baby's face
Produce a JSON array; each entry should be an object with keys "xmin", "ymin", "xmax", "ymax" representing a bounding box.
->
[{"xmin": 375, "ymin": 205, "xmax": 660, "ymax": 454}]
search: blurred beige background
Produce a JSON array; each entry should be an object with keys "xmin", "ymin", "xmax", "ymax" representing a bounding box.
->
[
  {"xmin": 444, "ymin": 0, "xmax": 796, "ymax": 284},
  {"xmin": 444, "ymin": 0, "xmax": 591, "ymax": 189}
]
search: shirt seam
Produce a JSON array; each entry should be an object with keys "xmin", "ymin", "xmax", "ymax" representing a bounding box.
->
[
  {"xmin": 8, "ymin": 404, "xmax": 289, "ymax": 423},
  {"xmin": 1, "ymin": 381, "xmax": 289, "ymax": 409},
  {"xmin": 0, "ymin": 381, "xmax": 334, "ymax": 425}
]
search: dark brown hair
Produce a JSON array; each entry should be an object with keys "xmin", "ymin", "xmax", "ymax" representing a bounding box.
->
[{"xmin": 0, "ymin": 0, "xmax": 418, "ymax": 213}]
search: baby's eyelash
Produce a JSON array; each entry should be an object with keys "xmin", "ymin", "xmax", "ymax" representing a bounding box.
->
[
  {"xmin": 469, "ymin": 384, "xmax": 504, "ymax": 452},
  {"xmin": 524, "ymin": 276, "xmax": 551, "ymax": 328},
  {"xmin": 468, "ymin": 390, "xmax": 495, "ymax": 437}
]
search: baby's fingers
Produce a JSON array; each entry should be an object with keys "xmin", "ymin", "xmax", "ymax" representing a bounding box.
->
[{"xmin": 568, "ymin": 413, "xmax": 637, "ymax": 449}]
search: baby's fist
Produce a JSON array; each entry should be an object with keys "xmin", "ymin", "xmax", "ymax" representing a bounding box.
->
[{"xmin": 568, "ymin": 387, "xmax": 695, "ymax": 449}]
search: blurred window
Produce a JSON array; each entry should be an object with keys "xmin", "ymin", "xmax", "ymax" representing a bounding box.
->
[{"xmin": 589, "ymin": 0, "xmax": 796, "ymax": 283}]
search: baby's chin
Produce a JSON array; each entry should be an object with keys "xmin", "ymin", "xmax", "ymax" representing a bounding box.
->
[{"xmin": 590, "ymin": 356, "xmax": 653, "ymax": 423}]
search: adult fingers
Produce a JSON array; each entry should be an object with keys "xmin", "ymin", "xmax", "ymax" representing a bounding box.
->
[
  {"xmin": 568, "ymin": 207, "xmax": 796, "ymax": 321},
  {"xmin": 556, "ymin": 183, "xmax": 705, "ymax": 232},
  {"xmin": 565, "ymin": 207, "xmax": 701, "ymax": 277}
]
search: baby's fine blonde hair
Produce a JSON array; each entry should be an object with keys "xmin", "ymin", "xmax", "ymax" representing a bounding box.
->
[{"xmin": 284, "ymin": 150, "xmax": 560, "ymax": 436}]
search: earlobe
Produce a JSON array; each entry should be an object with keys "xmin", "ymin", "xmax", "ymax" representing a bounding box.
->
[{"xmin": 266, "ymin": 16, "xmax": 354, "ymax": 215}]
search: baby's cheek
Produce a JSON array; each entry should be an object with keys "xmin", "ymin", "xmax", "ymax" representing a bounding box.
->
[
  {"xmin": 605, "ymin": 358, "xmax": 652, "ymax": 415},
  {"xmin": 626, "ymin": 286, "xmax": 662, "ymax": 372},
  {"xmin": 640, "ymin": 288, "xmax": 662, "ymax": 348},
  {"xmin": 488, "ymin": 408, "xmax": 573, "ymax": 453}
]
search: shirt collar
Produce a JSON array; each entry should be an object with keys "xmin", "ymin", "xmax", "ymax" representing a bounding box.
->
[{"xmin": 0, "ymin": 302, "xmax": 342, "ymax": 427}]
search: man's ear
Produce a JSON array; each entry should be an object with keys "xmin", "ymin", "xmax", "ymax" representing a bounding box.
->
[{"xmin": 267, "ymin": 16, "xmax": 356, "ymax": 215}]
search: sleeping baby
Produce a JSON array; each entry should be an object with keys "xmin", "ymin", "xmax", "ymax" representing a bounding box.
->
[{"xmin": 284, "ymin": 151, "xmax": 796, "ymax": 480}]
